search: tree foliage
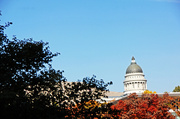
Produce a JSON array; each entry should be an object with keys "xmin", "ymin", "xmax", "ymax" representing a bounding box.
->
[
  {"xmin": 0, "ymin": 17, "xmax": 68, "ymax": 119},
  {"xmin": 110, "ymin": 93, "xmax": 176, "ymax": 118},
  {"xmin": 173, "ymin": 86, "xmax": 180, "ymax": 92},
  {"xmin": 65, "ymin": 76, "xmax": 112, "ymax": 105},
  {"xmin": 0, "ymin": 13, "xmax": 112, "ymax": 119},
  {"xmin": 65, "ymin": 100, "xmax": 111, "ymax": 118},
  {"xmin": 64, "ymin": 76, "xmax": 112, "ymax": 118},
  {"xmin": 64, "ymin": 93, "xmax": 180, "ymax": 118},
  {"xmin": 143, "ymin": 90, "xmax": 157, "ymax": 94}
]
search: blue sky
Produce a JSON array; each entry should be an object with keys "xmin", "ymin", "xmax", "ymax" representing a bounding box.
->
[{"xmin": 1, "ymin": 0, "xmax": 180, "ymax": 93}]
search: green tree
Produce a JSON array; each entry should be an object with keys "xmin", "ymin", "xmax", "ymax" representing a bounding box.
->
[
  {"xmin": 173, "ymin": 86, "xmax": 180, "ymax": 92},
  {"xmin": 64, "ymin": 75, "xmax": 112, "ymax": 118},
  {"xmin": 0, "ymin": 13, "xmax": 67, "ymax": 119},
  {"xmin": 0, "ymin": 12, "xmax": 112, "ymax": 118}
]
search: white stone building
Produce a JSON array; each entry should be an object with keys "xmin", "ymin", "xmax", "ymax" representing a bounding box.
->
[{"xmin": 123, "ymin": 57, "xmax": 147, "ymax": 94}]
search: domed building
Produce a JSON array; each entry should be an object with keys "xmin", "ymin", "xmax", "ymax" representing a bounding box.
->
[{"xmin": 124, "ymin": 57, "xmax": 147, "ymax": 94}]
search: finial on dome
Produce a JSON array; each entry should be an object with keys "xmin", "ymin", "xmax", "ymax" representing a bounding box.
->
[
  {"xmin": 131, "ymin": 56, "xmax": 136, "ymax": 64},
  {"xmin": 132, "ymin": 56, "xmax": 135, "ymax": 60}
]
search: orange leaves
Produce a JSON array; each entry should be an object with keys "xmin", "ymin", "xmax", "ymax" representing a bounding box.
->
[
  {"xmin": 84, "ymin": 100, "xmax": 99, "ymax": 110},
  {"xmin": 65, "ymin": 100, "xmax": 110, "ymax": 118},
  {"xmin": 147, "ymin": 105, "xmax": 158, "ymax": 114}
]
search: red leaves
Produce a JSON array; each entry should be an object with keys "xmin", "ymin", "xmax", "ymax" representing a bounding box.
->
[
  {"xmin": 147, "ymin": 105, "xmax": 158, "ymax": 114},
  {"xmin": 110, "ymin": 93, "xmax": 176, "ymax": 118}
]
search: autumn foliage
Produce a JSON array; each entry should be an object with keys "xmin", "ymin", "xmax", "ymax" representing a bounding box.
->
[
  {"xmin": 65, "ymin": 100, "xmax": 110, "ymax": 118},
  {"xmin": 143, "ymin": 90, "xmax": 157, "ymax": 94},
  {"xmin": 110, "ymin": 93, "xmax": 179, "ymax": 119},
  {"xmin": 65, "ymin": 93, "xmax": 180, "ymax": 118},
  {"xmin": 163, "ymin": 93, "xmax": 180, "ymax": 117}
]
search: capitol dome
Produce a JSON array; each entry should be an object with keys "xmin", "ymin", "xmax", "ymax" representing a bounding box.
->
[
  {"xmin": 123, "ymin": 56, "xmax": 147, "ymax": 94},
  {"xmin": 126, "ymin": 56, "xmax": 143, "ymax": 74}
]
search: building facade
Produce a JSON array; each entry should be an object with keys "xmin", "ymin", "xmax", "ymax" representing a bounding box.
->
[{"xmin": 124, "ymin": 57, "xmax": 147, "ymax": 94}]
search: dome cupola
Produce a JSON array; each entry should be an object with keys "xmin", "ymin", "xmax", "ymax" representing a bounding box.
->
[{"xmin": 126, "ymin": 56, "xmax": 143, "ymax": 74}]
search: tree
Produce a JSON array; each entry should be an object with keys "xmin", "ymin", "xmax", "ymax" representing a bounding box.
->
[
  {"xmin": 0, "ymin": 13, "xmax": 113, "ymax": 118},
  {"xmin": 64, "ymin": 76, "xmax": 112, "ymax": 118},
  {"xmin": 173, "ymin": 86, "xmax": 180, "ymax": 92},
  {"xmin": 0, "ymin": 13, "xmax": 67, "ymax": 119},
  {"xmin": 143, "ymin": 90, "xmax": 156, "ymax": 94},
  {"xmin": 110, "ymin": 93, "xmax": 175, "ymax": 118}
]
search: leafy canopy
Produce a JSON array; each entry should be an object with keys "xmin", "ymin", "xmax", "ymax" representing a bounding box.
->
[
  {"xmin": 0, "ymin": 12, "xmax": 112, "ymax": 119},
  {"xmin": 173, "ymin": 86, "xmax": 180, "ymax": 92}
]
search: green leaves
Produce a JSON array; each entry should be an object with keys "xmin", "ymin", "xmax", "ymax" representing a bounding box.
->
[
  {"xmin": 0, "ymin": 17, "xmax": 65, "ymax": 118},
  {"xmin": 0, "ymin": 14, "xmax": 112, "ymax": 118},
  {"xmin": 173, "ymin": 86, "xmax": 180, "ymax": 92}
]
